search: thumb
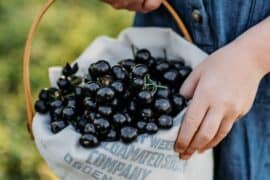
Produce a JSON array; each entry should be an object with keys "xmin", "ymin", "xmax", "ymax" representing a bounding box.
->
[{"xmin": 180, "ymin": 67, "xmax": 201, "ymax": 99}]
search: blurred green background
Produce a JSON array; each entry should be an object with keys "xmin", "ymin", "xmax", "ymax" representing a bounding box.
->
[{"xmin": 0, "ymin": 1, "xmax": 133, "ymax": 179}]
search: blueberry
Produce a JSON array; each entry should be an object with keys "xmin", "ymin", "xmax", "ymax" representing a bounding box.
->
[
  {"xmin": 84, "ymin": 82, "xmax": 100, "ymax": 97},
  {"xmin": 93, "ymin": 118, "xmax": 110, "ymax": 135},
  {"xmin": 155, "ymin": 88, "xmax": 170, "ymax": 98},
  {"xmin": 118, "ymin": 59, "xmax": 136, "ymax": 72},
  {"xmin": 124, "ymin": 112, "xmax": 133, "ymax": 124},
  {"xmin": 57, "ymin": 76, "xmax": 72, "ymax": 90},
  {"xmin": 127, "ymin": 101, "xmax": 137, "ymax": 115},
  {"xmin": 141, "ymin": 108, "xmax": 153, "ymax": 119},
  {"xmin": 62, "ymin": 107, "xmax": 76, "ymax": 121},
  {"xmin": 158, "ymin": 115, "xmax": 173, "ymax": 129},
  {"xmin": 112, "ymin": 65, "xmax": 128, "ymax": 81},
  {"xmin": 98, "ymin": 106, "xmax": 113, "ymax": 117},
  {"xmin": 136, "ymin": 121, "xmax": 147, "ymax": 133},
  {"xmin": 99, "ymin": 75, "xmax": 114, "ymax": 86},
  {"xmin": 130, "ymin": 78, "xmax": 144, "ymax": 91},
  {"xmin": 84, "ymin": 111, "xmax": 96, "ymax": 122},
  {"xmin": 84, "ymin": 123, "xmax": 96, "ymax": 134},
  {"xmin": 84, "ymin": 97, "xmax": 96, "ymax": 111},
  {"xmin": 132, "ymin": 64, "xmax": 148, "ymax": 77},
  {"xmin": 50, "ymin": 99, "xmax": 63, "ymax": 110},
  {"xmin": 89, "ymin": 60, "xmax": 111, "ymax": 77},
  {"xmin": 135, "ymin": 49, "xmax": 151, "ymax": 64},
  {"xmin": 153, "ymin": 98, "xmax": 172, "ymax": 114},
  {"xmin": 162, "ymin": 69, "xmax": 180, "ymax": 87},
  {"xmin": 105, "ymin": 129, "xmax": 119, "ymax": 141},
  {"xmin": 112, "ymin": 113, "xmax": 128, "ymax": 127},
  {"xmin": 123, "ymin": 89, "xmax": 131, "ymax": 100},
  {"xmin": 171, "ymin": 94, "xmax": 186, "ymax": 115},
  {"xmin": 35, "ymin": 100, "xmax": 49, "ymax": 114},
  {"xmin": 74, "ymin": 87, "xmax": 85, "ymax": 98},
  {"xmin": 111, "ymin": 81, "xmax": 125, "ymax": 94},
  {"xmin": 79, "ymin": 134, "xmax": 99, "ymax": 148},
  {"xmin": 50, "ymin": 120, "xmax": 67, "ymax": 134},
  {"xmin": 170, "ymin": 59, "xmax": 185, "ymax": 69},
  {"xmin": 96, "ymin": 87, "xmax": 115, "ymax": 103},
  {"xmin": 62, "ymin": 63, "xmax": 79, "ymax": 77},
  {"xmin": 155, "ymin": 61, "xmax": 170, "ymax": 73},
  {"xmin": 137, "ymin": 90, "xmax": 153, "ymax": 105},
  {"xmin": 146, "ymin": 122, "xmax": 158, "ymax": 134},
  {"xmin": 38, "ymin": 88, "xmax": 50, "ymax": 102},
  {"xmin": 178, "ymin": 66, "xmax": 192, "ymax": 80},
  {"xmin": 120, "ymin": 126, "xmax": 138, "ymax": 143}
]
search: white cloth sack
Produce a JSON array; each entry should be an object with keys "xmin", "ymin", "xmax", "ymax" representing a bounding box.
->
[{"xmin": 33, "ymin": 27, "xmax": 213, "ymax": 180}]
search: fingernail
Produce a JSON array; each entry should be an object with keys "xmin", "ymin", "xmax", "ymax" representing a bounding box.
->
[{"xmin": 180, "ymin": 154, "xmax": 191, "ymax": 160}]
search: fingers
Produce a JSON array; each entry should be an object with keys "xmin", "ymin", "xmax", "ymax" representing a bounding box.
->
[
  {"xmin": 199, "ymin": 117, "xmax": 234, "ymax": 152},
  {"xmin": 174, "ymin": 90, "xmax": 209, "ymax": 154},
  {"xmin": 103, "ymin": 0, "xmax": 161, "ymax": 12},
  {"xmin": 180, "ymin": 67, "xmax": 201, "ymax": 99},
  {"xmin": 180, "ymin": 107, "xmax": 224, "ymax": 159}
]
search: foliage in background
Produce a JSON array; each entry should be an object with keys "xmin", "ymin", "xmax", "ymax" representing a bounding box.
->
[{"xmin": 0, "ymin": 1, "xmax": 132, "ymax": 179}]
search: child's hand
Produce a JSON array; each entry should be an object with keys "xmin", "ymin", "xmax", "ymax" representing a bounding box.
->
[
  {"xmin": 102, "ymin": 0, "xmax": 161, "ymax": 12},
  {"xmin": 174, "ymin": 40, "xmax": 267, "ymax": 160}
]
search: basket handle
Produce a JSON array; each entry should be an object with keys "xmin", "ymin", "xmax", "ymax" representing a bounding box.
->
[{"xmin": 23, "ymin": 0, "xmax": 192, "ymax": 138}]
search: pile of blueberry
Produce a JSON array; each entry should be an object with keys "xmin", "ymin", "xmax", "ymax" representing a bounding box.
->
[{"xmin": 34, "ymin": 49, "xmax": 191, "ymax": 148}]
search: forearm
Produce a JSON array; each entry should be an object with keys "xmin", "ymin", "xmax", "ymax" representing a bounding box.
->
[{"xmin": 233, "ymin": 16, "xmax": 270, "ymax": 75}]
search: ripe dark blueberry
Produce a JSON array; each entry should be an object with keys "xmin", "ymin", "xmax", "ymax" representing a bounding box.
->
[
  {"xmin": 67, "ymin": 98, "xmax": 77, "ymax": 108},
  {"xmin": 136, "ymin": 121, "xmax": 147, "ymax": 133},
  {"xmin": 84, "ymin": 97, "xmax": 96, "ymax": 111},
  {"xmin": 98, "ymin": 106, "xmax": 113, "ymax": 117},
  {"xmin": 146, "ymin": 122, "xmax": 158, "ymax": 134},
  {"xmin": 158, "ymin": 115, "xmax": 173, "ymax": 129},
  {"xmin": 99, "ymin": 75, "xmax": 114, "ymax": 86},
  {"xmin": 93, "ymin": 118, "xmax": 110, "ymax": 135},
  {"xmin": 154, "ymin": 98, "xmax": 172, "ymax": 114},
  {"xmin": 162, "ymin": 69, "xmax": 181, "ymax": 87},
  {"xmin": 105, "ymin": 129, "xmax": 119, "ymax": 141},
  {"xmin": 111, "ymin": 81, "xmax": 125, "ymax": 94},
  {"xmin": 123, "ymin": 90, "xmax": 131, "ymax": 100},
  {"xmin": 62, "ymin": 63, "xmax": 79, "ymax": 77},
  {"xmin": 38, "ymin": 88, "xmax": 50, "ymax": 102},
  {"xmin": 50, "ymin": 120, "xmax": 67, "ymax": 134},
  {"xmin": 50, "ymin": 99, "xmax": 63, "ymax": 110},
  {"xmin": 84, "ymin": 82, "xmax": 100, "ymax": 97},
  {"xmin": 170, "ymin": 60, "xmax": 185, "ymax": 69},
  {"xmin": 137, "ymin": 90, "xmax": 153, "ymax": 105},
  {"xmin": 171, "ymin": 94, "xmax": 186, "ymax": 115},
  {"xmin": 112, "ymin": 65, "xmax": 128, "ymax": 81},
  {"xmin": 89, "ymin": 60, "xmax": 111, "ymax": 77},
  {"xmin": 127, "ymin": 101, "xmax": 137, "ymax": 114},
  {"xmin": 84, "ymin": 123, "xmax": 96, "ymax": 134},
  {"xmin": 62, "ymin": 107, "xmax": 76, "ymax": 121},
  {"xmin": 148, "ymin": 57, "xmax": 156, "ymax": 69},
  {"xmin": 124, "ymin": 112, "xmax": 133, "ymax": 124},
  {"xmin": 155, "ymin": 61, "xmax": 170, "ymax": 73},
  {"xmin": 111, "ymin": 98, "xmax": 122, "ymax": 109},
  {"xmin": 155, "ymin": 88, "xmax": 170, "ymax": 98},
  {"xmin": 112, "ymin": 113, "xmax": 128, "ymax": 127},
  {"xmin": 118, "ymin": 59, "xmax": 136, "ymax": 72},
  {"xmin": 130, "ymin": 78, "xmax": 144, "ymax": 91},
  {"xmin": 57, "ymin": 76, "xmax": 72, "ymax": 90},
  {"xmin": 74, "ymin": 87, "xmax": 85, "ymax": 98},
  {"xmin": 132, "ymin": 64, "xmax": 148, "ymax": 77},
  {"xmin": 141, "ymin": 108, "xmax": 153, "ymax": 119},
  {"xmin": 79, "ymin": 134, "xmax": 99, "ymax": 148},
  {"xmin": 35, "ymin": 100, "xmax": 49, "ymax": 114},
  {"xmin": 135, "ymin": 49, "xmax": 151, "ymax": 64},
  {"xmin": 76, "ymin": 117, "xmax": 88, "ymax": 132},
  {"xmin": 96, "ymin": 87, "xmax": 115, "ymax": 103},
  {"xmin": 84, "ymin": 111, "xmax": 96, "ymax": 122},
  {"xmin": 120, "ymin": 126, "xmax": 138, "ymax": 143},
  {"xmin": 53, "ymin": 107, "xmax": 63, "ymax": 117},
  {"xmin": 178, "ymin": 66, "xmax": 192, "ymax": 80}
]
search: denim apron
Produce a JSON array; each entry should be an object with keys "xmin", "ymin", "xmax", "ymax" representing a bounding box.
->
[{"xmin": 134, "ymin": 1, "xmax": 270, "ymax": 180}]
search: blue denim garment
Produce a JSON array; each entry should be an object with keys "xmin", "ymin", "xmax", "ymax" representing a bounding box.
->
[{"xmin": 134, "ymin": 1, "xmax": 270, "ymax": 180}]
